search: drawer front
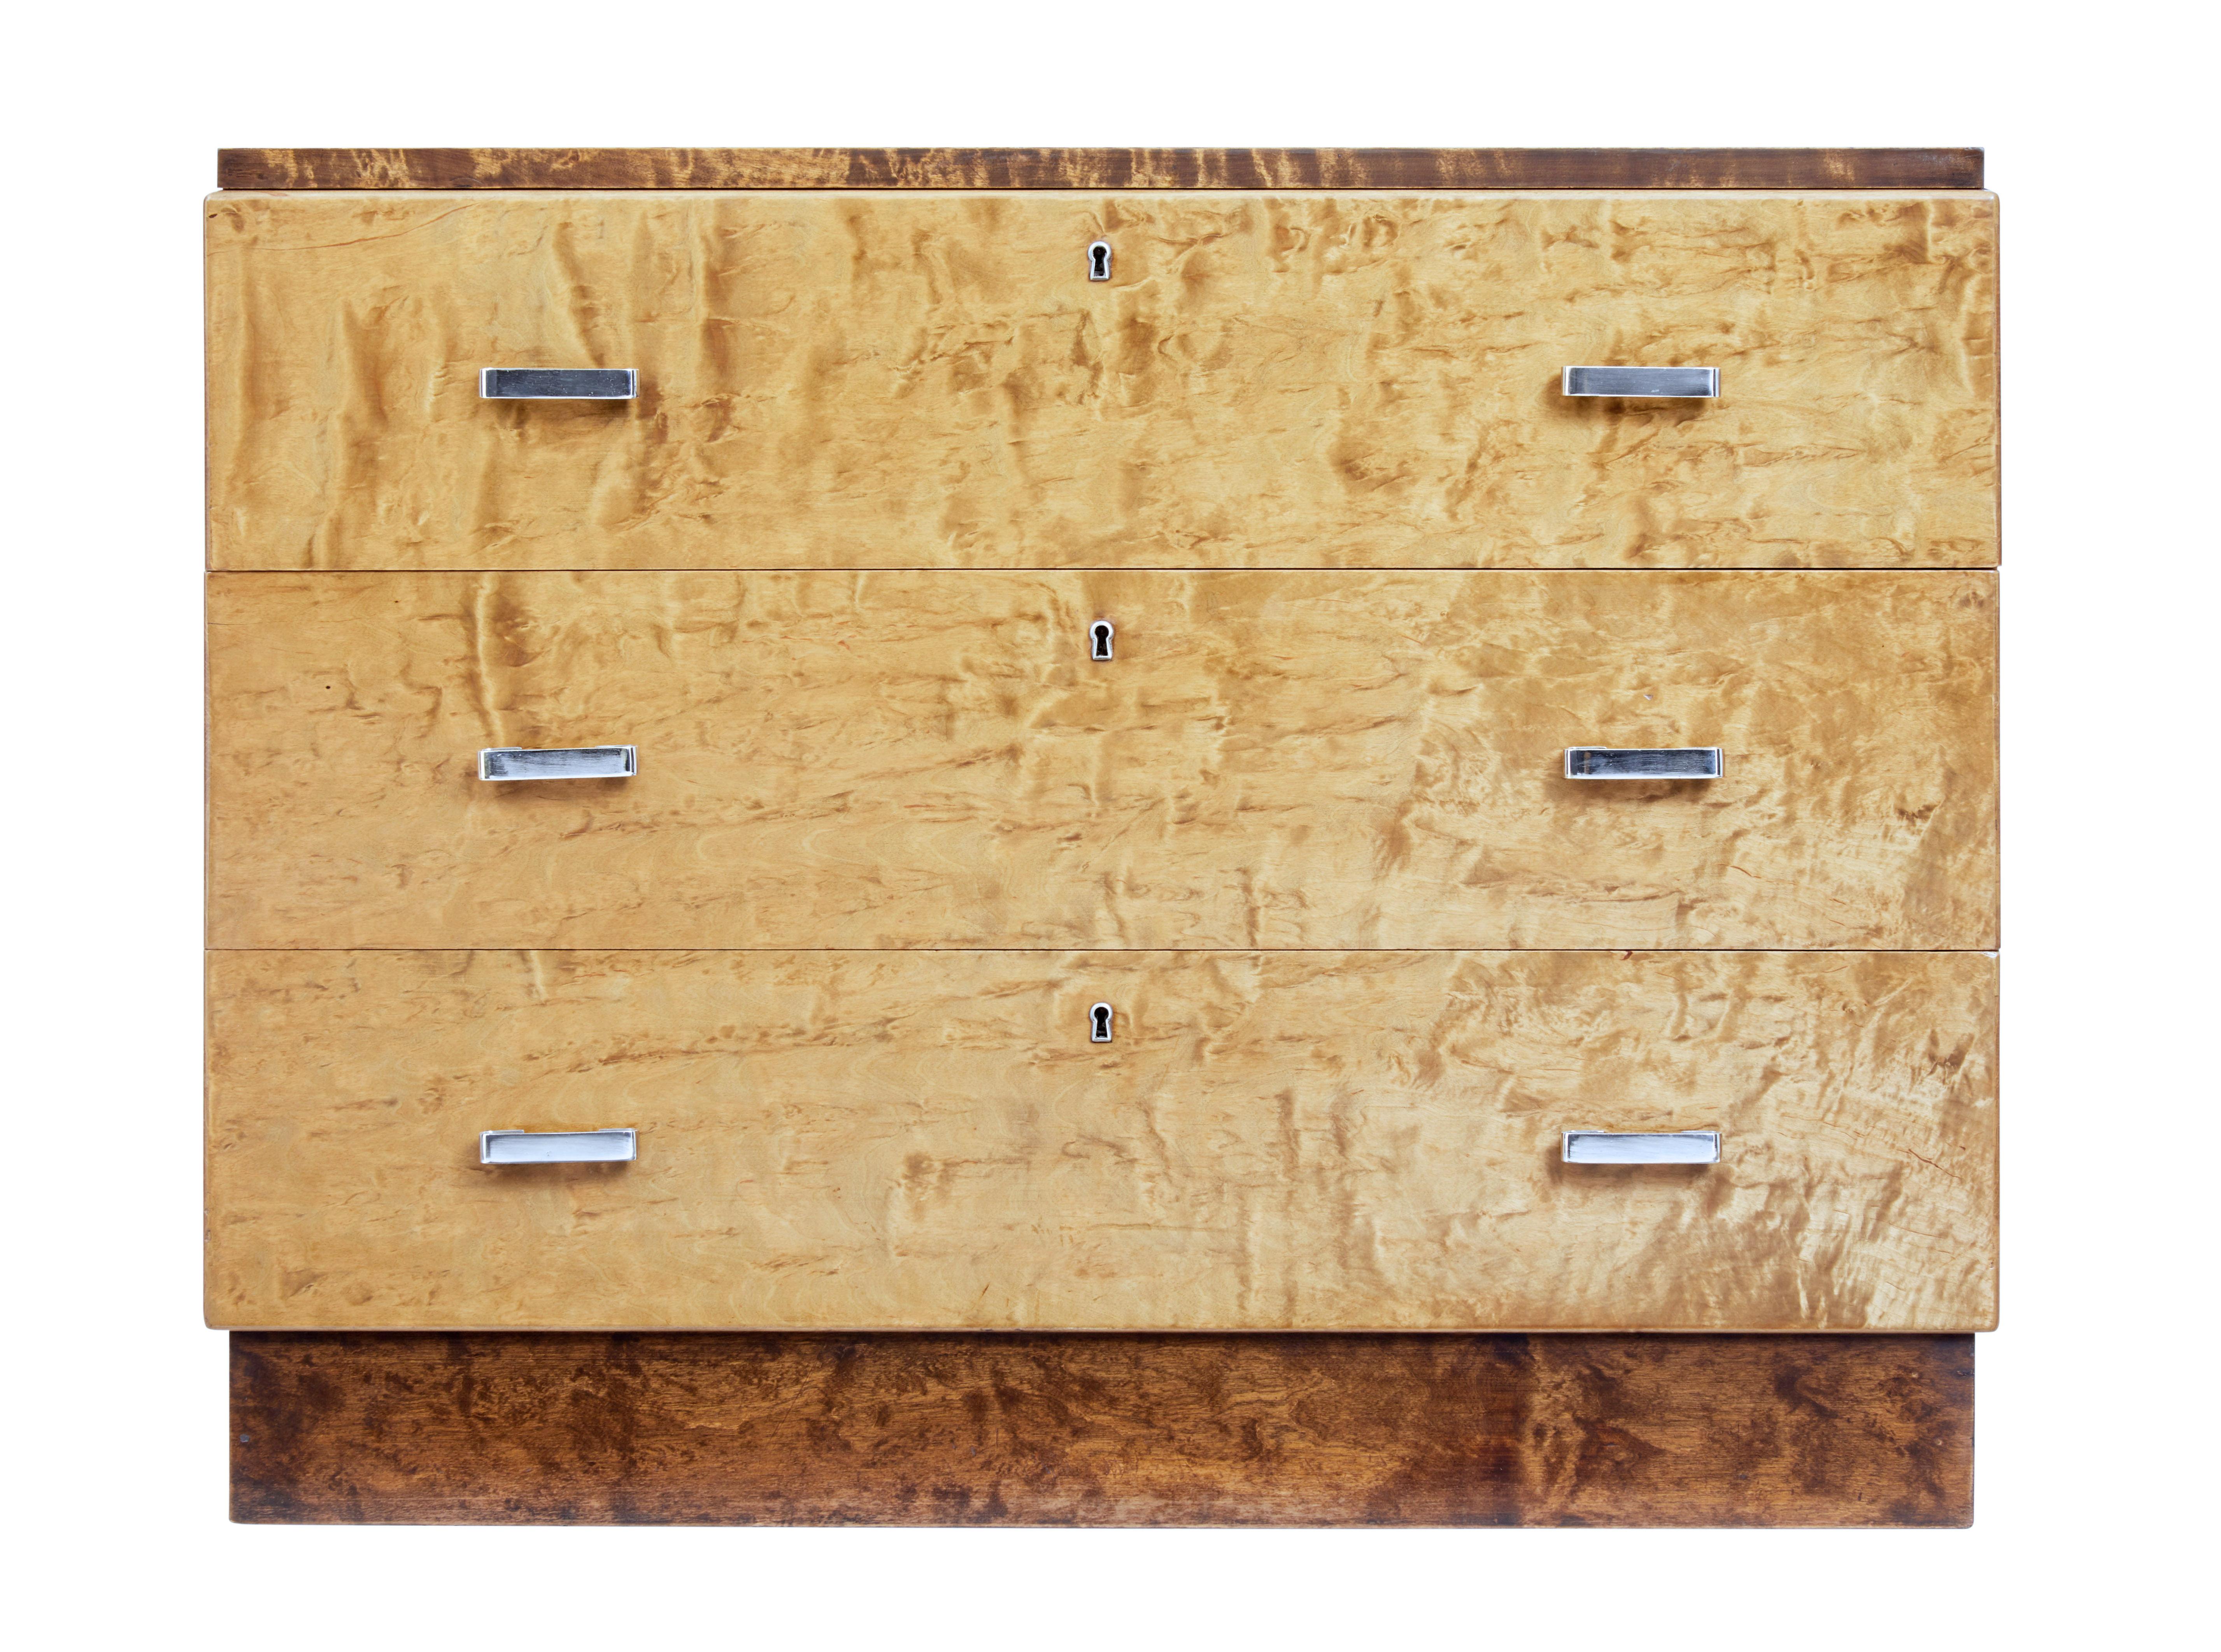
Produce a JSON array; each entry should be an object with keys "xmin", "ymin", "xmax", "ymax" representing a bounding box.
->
[
  {"xmin": 208, "ymin": 570, "xmax": 1997, "ymax": 951},
  {"xmin": 206, "ymin": 190, "xmax": 1997, "ymax": 571},
  {"xmin": 205, "ymin": 950, "xmax": 1998, "ymax": 1331}
]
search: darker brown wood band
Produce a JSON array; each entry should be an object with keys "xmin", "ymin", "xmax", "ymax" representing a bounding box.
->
[
  {"xmin": 231, "ymin": 1331, "xmax": 1973, "ymax": 1527},
  {"xmin": 217, "ymin": 147, "xmax": 1984, "ymax": 192}
]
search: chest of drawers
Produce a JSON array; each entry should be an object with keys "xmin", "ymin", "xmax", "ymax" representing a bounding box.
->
[{"xmin": 209, "ymin": 146, "xmax": 1997, "ymax": 1526}]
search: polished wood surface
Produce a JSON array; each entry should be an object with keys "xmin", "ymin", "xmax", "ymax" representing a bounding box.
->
[
  {"xmin": 205, "ymin": 190, "xmax": 1998, "ymax": 571},
  {"xmin": 205, "ymin": 949, "xmax": 1997, "ymax": 1331},
  {"xmin": 218, "ymin": 147, "xmax": 1986, "ymax": 191},
  {"xmin": 207, "ymin": 570, "xmax": 1998, "ymax": 951},
  {"xmin": 207, "ymin": 145, "xmax": 2002, "ymax": 1523},
  {"xmin": 230, "ymin": 1331, "xmax": 1975, "ymax": 1526}
]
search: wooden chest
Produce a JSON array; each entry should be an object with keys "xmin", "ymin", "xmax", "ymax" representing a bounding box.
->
[{"xmin": 208, "ymin": 147, "xmax": 1997, "ymax": 1525}]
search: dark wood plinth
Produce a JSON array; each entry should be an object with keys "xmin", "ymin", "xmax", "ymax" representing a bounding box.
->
[{"xmin": 232, "ymin": 1331, "xmax": 1972, "ymax": 1527}]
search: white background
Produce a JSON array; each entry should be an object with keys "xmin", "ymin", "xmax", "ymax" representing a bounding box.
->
[{"xmin": 4, "ymin": 2, "xmax": 2212, "ymax": 1645}]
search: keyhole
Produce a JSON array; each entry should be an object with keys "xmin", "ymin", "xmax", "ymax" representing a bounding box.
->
[
  {"xmin": 1088, "ymin": 240, "xmax": 1112, "ymax": 281},
  {"xmin": 1090, "ymin": 1003, "xmax": 1114, "ymax": 1043},
  {"xmin": 1090, "ymin": 620, "xmax": 1114, "ymax": 661}
]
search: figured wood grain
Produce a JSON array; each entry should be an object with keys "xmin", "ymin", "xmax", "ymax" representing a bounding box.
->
[
  {"xmin": 216, "ymin": 147, "xmax": 1986, "ymax": 191},
  {"xmin": 205, "ymin": 570, "xmax": 1998, "ymax": 952},
  {"xmin": 204, "ymin": 190, "xmax": 1998, "ymax": 570},
  {"xmin": 205, "ymin": 949, "xmax": 1997, "ymax": 1331},
  {"xmin": 230, "ymin": 1331, "xmax": 1975, "ymax": 1526}
]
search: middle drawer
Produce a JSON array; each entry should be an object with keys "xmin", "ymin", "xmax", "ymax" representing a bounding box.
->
[{"xmin": 208, "ymin": 569, "xmax": 1997, "ymax": 950}]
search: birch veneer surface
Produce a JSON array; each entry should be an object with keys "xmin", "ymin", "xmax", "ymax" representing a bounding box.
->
[
  {"xmin": 206, "ymin": 190, "xmax": 1997, "ymax": 570},
  {"xmin": 205, "ymin": 950, "xmax": 1997, "ymax": 1332},
  {"xmin": 206, "ymin": 569, "xmax": 1997, "ymax": 951}
]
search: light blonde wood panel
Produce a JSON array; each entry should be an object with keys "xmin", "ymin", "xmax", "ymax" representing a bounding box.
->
[
  {"xmin": 205, "ymin": 191, "xmax": 1997, "ymax": 570},
  {"xmin": 205, "ymin": 570, "xmax": 1999, "ymax": 951},
  {"xmin": 205, "ymin": 950, "xmax": 1998, "ymax": 1331}
]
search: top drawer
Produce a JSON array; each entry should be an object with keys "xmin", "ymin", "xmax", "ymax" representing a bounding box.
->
[{"xmin": 205, "ymin": 191, "xmax": 1998, "ymax": 571}]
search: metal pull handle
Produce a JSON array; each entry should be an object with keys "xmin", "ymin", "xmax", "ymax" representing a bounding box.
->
[
  {"xmin": 480, "ymin": 368, "xmax": 638, "ymax": 400},
  {"xmin": 479, "ymin": 745, "xmax": 638, "ymax": 782},
  {"xmin": 1564, "ymin": 1131, "xmax": 1720, "ymax": 1165},
  {"xmin": 1562, "ymin": 366, "xmax": 1719, "ymax": 398},
  {"xmin": 1565, "ymin": 747, "xmax": 1723, "ymax": 780},
  {"xmin": 481, "ymin": 1129, "xmax": 638, "ymax": 1165}
]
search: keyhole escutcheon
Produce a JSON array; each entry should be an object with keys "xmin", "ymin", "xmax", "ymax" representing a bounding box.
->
[
  {"xmin": 1088, "ymin": 240, "xmax": 1112, "ymax": 281},
  {"xmin": 1090, "ymin": 620, "xmax": 1115, "ymax": 661},
  {"xmin": 1089, "ymin": 1003, "xmax": 1114, "ymax": 1043}
]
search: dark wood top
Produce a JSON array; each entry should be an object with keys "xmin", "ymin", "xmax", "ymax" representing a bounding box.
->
[
  {"xmin": 231, "ymin": 1331, "xmax": 1974, "ymax": 1526},
  {"xmin": 218, "ymin": 147, "xmax": 1984, "ymax": 191}
]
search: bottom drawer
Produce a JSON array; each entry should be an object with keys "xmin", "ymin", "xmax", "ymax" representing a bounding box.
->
[{"xmin": 205, "ymin": 950, "xmax": 1997, "ymax": 1331}]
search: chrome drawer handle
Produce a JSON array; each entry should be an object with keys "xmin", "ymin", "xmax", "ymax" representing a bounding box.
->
[
  {"xmin": 481, "ymin": 1129, "xmax": 637, "ymax": 1165},
  {"xmin": 1561, "ymin": 366, "xmax": 1719, "ymax": 398},
  {"xmin": 479, "ymin": 745, "xmax": 637, "ymax": 782},
  {"xmin": 479, "ymin": 368, "xmax": 638, "ymax": 400},
  {"xmin": 1564, "ymin": 1130, "xmax": 1720, "ymax": 1165},
  {"xmin": 1564, "ymin": 747, "xmax": 1723, "ymax": 780}
]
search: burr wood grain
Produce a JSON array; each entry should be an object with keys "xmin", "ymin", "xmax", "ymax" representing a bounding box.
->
[
  {"xmin": 230, "ymin": 1330, "xmax": 1976, "ymax": 1526},
  {"xmin": 205, "ymin": 949, "xmax": 1998, "ymax": 1332},
  {"xmin": 217, "ymin": 147, "xmax": 1986, "ymax": 192},
  {"xmin": 205, "ymin": 190, "xmax": 1997, "ymax": 570}
]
